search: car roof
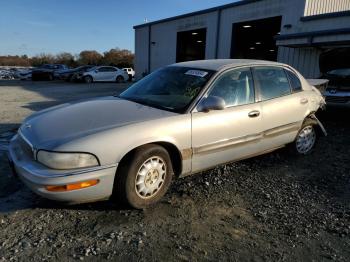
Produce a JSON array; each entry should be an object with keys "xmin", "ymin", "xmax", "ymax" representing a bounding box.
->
[{"xmin": 171, "ymin": 59, "xmax": 286, "ymax": 71}]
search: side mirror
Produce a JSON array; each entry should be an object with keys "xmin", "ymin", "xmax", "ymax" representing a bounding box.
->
[
  {"xmin": 197, "ymin": 96, "xmax": 226, "ymax": 112},
  {"xmin": 95, "ymin": 70, "xmax": 99, "ymax": 73}
]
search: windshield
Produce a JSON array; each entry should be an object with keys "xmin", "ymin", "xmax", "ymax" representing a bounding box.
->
[
  {"xmin": 39, "ymin": 64, "xmax": 53, "ymax": 69},
  {"xmin": 328, "ymin": 68, "xmax": 350, "ymax": 77},
  {"xmin": 119, "ymin": 66, "xmax": 215, "ymax": 113},
  {"xmin": 87, "ymin": 66, "xmax": 98, "ymax": 72}
]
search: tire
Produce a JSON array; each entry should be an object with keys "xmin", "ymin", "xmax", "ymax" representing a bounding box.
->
[
  {"xmin": 48, "ymin": 74, "xmax": 54, "ymax": 81},
  {"xmin": 116, "ymin": 75, "xmax": 124, "ymax": 83},
  {"xmin": 66, "ymin": 75, "xmax": 73, "ymax": 82},
  {"xmin": 115, "ymin": 144, "xmax": 174, "ymax": 209},
  {"xmin": 84, "ymin": 75, "xmax": 93, "ymax": 83},
  {"xmin": 290, "ymin": 118, "xmax": 317, "ymax": 155}
]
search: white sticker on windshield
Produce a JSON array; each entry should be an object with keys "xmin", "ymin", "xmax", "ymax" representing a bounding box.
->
[{"xmin": 185, "ymin": 70, "xmax": 208, "ymax": 78}]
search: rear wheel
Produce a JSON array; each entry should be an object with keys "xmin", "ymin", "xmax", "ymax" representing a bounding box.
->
[
  {"xmin": 115, "ymin": 144, "xmax": 173, "ymax": 209},
  {"xmin": 84, "ymin": 75, "xmax": 93, "ymax": 83},
  {"xmin": 291, "ymin": 119, "xmax": 317, "ymax": 155},
  {"xmin": 66, "ymin": 75, "xmax": 73, "ymax": 82},
  {"xmin": 116, "ymin": 75, "xmax": 124, "ymax": 83}
]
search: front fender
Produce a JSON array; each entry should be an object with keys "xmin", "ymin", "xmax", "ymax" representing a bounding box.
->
[{"xmin": 53, "ymin": 114, "xmax": 192, "ymax": 166}]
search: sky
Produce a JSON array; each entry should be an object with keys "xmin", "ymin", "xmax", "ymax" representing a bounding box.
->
[{"xmin": 0, "ymin": 0, "xmax": 236, "ymax": 57}]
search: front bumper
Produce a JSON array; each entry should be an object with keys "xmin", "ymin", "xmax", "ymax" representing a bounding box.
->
[
  {"xmin": 8, "ymin": 135, "xmax": 118, "ymax": 204},
  {"xmin": 324, "ymin": 90, "xmax": 350, "ymax": 107}
]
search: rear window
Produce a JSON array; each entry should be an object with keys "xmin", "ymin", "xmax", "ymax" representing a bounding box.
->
[
  {"xmin": 253, "ymin": 66, "xmax": 291, "ymax": 101},
  {"xmin": 285, "ymin": 70, "xmax": 302, "ymax": 92}
]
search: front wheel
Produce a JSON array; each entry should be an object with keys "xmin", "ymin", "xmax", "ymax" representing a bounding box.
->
[
  {"xmin": 84, "ymin": 75, "xmax": 93, "ymax": 83},
  {"xmin": 115, "ymin": 145, "xmax": 173, "ymax": 209}
]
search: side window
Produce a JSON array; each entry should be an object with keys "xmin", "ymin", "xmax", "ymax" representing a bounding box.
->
[
  {"xmin": 208, "ymin": 68, "xmax": 255, "ymax": 107},
  {"xmin": 98, "ymin": 67, "xmax": 108, "ymax": 72},
  {"xmin": 285, "ymin": 69, "xmax": 302, "ymax": 92},
  {"xmin": 253, "ymin": 66, "xmax": 291, "ymax": 101}
]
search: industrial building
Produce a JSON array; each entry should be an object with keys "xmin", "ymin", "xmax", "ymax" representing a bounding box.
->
[{"xmin": 133, "ymin": 0, "xmax": 350, "ymax": 79}]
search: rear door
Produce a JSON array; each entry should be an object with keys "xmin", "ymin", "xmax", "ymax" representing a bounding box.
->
[
  {"xmin": 105, "ymin": 67, "xmax": 118, "ymax": 81},
  {"xmin": 94, "ymin": 67, "xmax": 108, "ymax": 81},
  {"xmin": 191, "ymin": 67, "xmax": 263, "ymax": 172},
  {"xmin": 252, "ymin": 66, "xmax": 308, "ymax": 149}
]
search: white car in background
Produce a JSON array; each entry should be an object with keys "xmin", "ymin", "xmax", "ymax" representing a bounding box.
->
[
  {"xmin": 123, "ymin": 68, "xmax": 135, "ymax": 81},
  {"xmin": 80, "ymin": 66, "xmax": 128, "ymax": 83}
]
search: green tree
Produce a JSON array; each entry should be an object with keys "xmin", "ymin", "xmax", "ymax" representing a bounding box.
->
[
  {"xmin": 31, "ymin": 53, "xmax": 55, "ymax": 66},
  {"xmin": 102, "ymin": 48, "xmax": 134, "ymax": 68},
  {"xmin": 78, "ymin": 50, "xmax": 103, "ymax": 65},
  {"xmin": 55, "ymin": 52, "xmax": 76, "ymax": 67}
]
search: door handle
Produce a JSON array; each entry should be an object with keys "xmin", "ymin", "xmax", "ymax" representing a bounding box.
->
[
  {"xmin": 300, "ymin": 98, "xmax": 308, "ymax": 104},
  {"xmin": 248, "ymin": 110, "xmax": 260, "ymax": 118}
]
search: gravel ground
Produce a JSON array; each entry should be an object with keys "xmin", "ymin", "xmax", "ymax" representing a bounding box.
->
[{"xmin": 0, "ymin": 80, "xmax": 349, "ymax": 261}]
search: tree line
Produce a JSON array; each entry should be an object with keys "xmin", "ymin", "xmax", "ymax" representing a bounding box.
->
[{"xmin": 0, "ymin": 48, "xmax": 134, "ymax": 68}]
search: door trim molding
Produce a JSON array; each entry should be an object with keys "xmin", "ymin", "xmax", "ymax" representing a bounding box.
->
[{"xmin": 193, "ymin": 121, "xmax": 301, "ymax": 156}]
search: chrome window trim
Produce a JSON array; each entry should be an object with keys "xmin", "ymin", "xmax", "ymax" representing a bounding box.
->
[{"xmin": 188, "ymin": 63, "xmax": 292, "ymax": 113}]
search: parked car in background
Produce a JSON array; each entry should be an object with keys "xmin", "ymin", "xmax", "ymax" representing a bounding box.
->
[
  {"xmin": 32, "ymin": 64, "xmax": 68, "ymax": 81},
  {"xmin": 17, "ymin": 68, "xmax": 33, "ymax": 80},
  {"xmin": 123, "ymin": 68, "xmax": 135, "ymax": 81},
  {"xmin": 0, "ymin": 69, "xmax": 16, "ymax": 80},
  {"xmin": 79, "ymin": 66, "xmax": 128, "ymax": 83},
  {"xmin": 8, "ymin": 59, "xmax": 326, "ymax": 209},
  {"xmin": 19, "ymin": 71, "xmax": 32, "ymax": 80},
  {"xmin": 57, "ymin": 65, "xmax": 95, "ymax": 82},
  {"xmin": 322, "ymin": 68, "xmax": 350, "ymax": 107}
]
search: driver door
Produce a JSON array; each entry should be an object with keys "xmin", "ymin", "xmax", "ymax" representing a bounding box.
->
[{"xmin": 191, "ymin": 67, "xmax": 263, "ymax": 172}]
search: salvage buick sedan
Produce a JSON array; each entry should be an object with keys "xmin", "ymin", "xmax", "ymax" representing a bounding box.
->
[{"xmin": 8, "ymin": 59, "xmax": 326, "ymax": 208}]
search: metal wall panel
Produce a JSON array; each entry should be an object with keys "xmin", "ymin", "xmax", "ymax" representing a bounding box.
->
[
  {"xmin": 149, "ymin": 12, "xmax": 218, "ymax": 72},
  {"xmin": 134, "ymin": 27, "xmax": 150, "ymax": 79},
  {"xmin": 304, "ymin": 0, "xmax": 350, "ymax": 16},
  {"xmin": 278, "ymin": 47, "xmax": 322, "ymax": 78}
]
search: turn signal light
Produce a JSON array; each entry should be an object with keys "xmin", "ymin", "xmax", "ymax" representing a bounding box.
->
[{"xmin": 45, "ymin": 180, "xmax": 99, "ymax": 192}]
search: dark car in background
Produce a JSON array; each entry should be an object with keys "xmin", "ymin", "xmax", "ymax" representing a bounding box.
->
[
  {"xmin": 31, "ymin": 64, "xmax": 68, "ymax": 81},
  {"xmin": 319, "ymin": 48, "xmax": 350, "ymax": 107},
  {"xmin": 322, "ymin": 68, "xmax": 350, "ymax": 107},
  {"xmin": 57, "ymin": 65, "xmax": 95, "ymax": 82}
]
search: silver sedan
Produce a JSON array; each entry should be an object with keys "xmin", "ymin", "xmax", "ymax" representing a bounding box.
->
[{"xmin": 8, "ymin": 59, "xmax": 326, "ymax": 208}]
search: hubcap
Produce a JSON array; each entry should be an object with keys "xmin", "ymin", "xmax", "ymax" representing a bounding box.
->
[
  {"xmin": 135, "ymin": 156, "xmax": 166, "ymax": 199},
  {"xmin": 296, "ymin": 125, "xmax": 316, "ymax": 154}
]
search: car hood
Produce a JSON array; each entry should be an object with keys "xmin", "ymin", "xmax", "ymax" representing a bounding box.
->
[{"xmin": 20, "ymin": 97, "xmax": 176, "ymax": 148}]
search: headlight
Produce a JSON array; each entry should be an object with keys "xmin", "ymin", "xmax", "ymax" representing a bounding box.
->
[{"xmin": 37, "ymin": 150, "xmax": 99, "ymax": 170}]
